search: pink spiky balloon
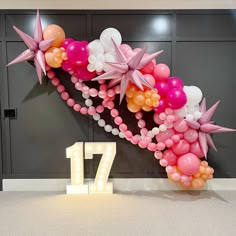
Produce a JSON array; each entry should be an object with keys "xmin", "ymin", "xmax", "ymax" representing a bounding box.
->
[
  {"xmin": 7, "ymin": 10, "xmax": 54, "ymax": 84},
  {"xmin": 186, "ymin": 98, "xmax": 236, "ymax": 158},
  {"xmin": 92, "ymin": 39, "xmax": 163, "ymax": 104}
]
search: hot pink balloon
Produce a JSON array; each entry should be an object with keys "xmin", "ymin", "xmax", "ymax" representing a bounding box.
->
[
  {"xmin": 62, "ymin": 38, "xmax": 75, "ymax": 49},
  {"xmin": 172, "ymin": 139, "xmax": 190, "ymax": 155},
  {"xmin": 153, "ymin": 64, "xmax": 170, "ymax": 81},
  {"xmin": 61, "ymin": 60, "xmax": 76, "ymax": 72},
  {"xmin": 155, "ymin": 81, "xmax": 170, "ymax": 98},
  {"xmin": 75, "ymin": 63, "xmax": 96, "ymax": 81},
  {"xmin": 154, "ymin": 99, "xmax": 166, "ymax": 114},
  {"xmin": 166, "ymin": 88, "xmax": 187, "ymax": 109},
  {"xmin": 167, "ymin": 77, "xmax": 184, "ymax": 89},
  {"xmin": 66, "ymin": 41, "xmax": 89, "ymax": 66},
  {"xmin": 177, "ymin": 153, "xmax": 200, "ymax": 176}
]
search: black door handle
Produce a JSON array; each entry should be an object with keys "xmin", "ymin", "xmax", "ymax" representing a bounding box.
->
[{"xmin": 3, "ymin": 109, "xmax": 17, "ymax": 119}]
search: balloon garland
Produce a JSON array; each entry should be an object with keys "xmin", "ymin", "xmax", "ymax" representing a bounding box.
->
[{"xmin": 7, "ymin": 10, "xmax": 236, "ymax": 190}]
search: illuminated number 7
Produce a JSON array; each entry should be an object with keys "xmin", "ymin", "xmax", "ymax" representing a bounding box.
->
[{"xmin": 66, "ymin": 142, "xmax": 116, "ymax": 194}]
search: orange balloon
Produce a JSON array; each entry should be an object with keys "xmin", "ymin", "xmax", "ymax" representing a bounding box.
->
[
  {"xmin": 127, "ymin": 102, "xmax": 141, "ymax": 113},
  {"xmin": 142, "ymin": 104, "xmax": 153, "ymax": 112},
  {"xmin": 43, "ymin": 24, "xmax": 65, "ymax": 47},
  {"xmin": 145, "ymin": 98, "xmax": 153, "ymax": 106},
  {"xmin": 126, "ymin": 85, "xmax": 137, "ymax": 98},
  {"xmin": 133, "ymin": 91, "xmax": 145, "ymax": 105},
  {"xmin": 45, "ymin": 47, "xmax": 62, "ymax": 68},
  {"xmin": 179, "ymin": 182, "xmax": 192, "ymax": 190},
  {"xmin": 144, "ymin": 90, "xmax": 152, "ymax": 98},
  {"xmin": 191, "ymin": 178, "xmax": 205, "ymax": 189}
]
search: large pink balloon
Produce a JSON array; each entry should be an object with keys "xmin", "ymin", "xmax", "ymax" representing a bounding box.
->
[
  {"xmin": 173, "ymin": 119, "xmax": 189, "ymax": 133},
  {"xmin": 190, "ymin": 142, "xmax": 204, "ymax": 158},
  {"xmin": 177, "ymin": 153, "xmax": 200, "ymax": 176},
  {"xmin": 184, "ymin": 129, "xmax": 198, "ymax": 143},
  {"xmin": 66, "ymin": 41, "xmax": 89, "ymax": 66},
  {"xmin": 156, "ymin": 128, "xmax": 175, "ymax": 142},
  {"xmin": 166, "ymin": 88, "xmax": 187, "ymax": 109}
]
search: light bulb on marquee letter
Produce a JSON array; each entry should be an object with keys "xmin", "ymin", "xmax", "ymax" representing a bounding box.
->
[
  {"xmin": 66, "ymin": 142, "xmax": 89, "ymax": 194},
  {"xmin": 85, "ymin": 142, "xmax": 116, "ymax": 194},
  {"xmin": 66, "ymin": 142, "xmax": 117, "ymax": 194}
]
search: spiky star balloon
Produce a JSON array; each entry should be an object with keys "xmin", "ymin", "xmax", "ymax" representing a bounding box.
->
[
  {"xmin": 7, "ymin": 10, "xmax": 54, "ymax": 84},
  {"xmin": 186, "ymin": 98, "xmax": 236, "ymax": 158},
  {"xmin": 92, "ymin": 39, "xmax": 163, "ymax": 103}
]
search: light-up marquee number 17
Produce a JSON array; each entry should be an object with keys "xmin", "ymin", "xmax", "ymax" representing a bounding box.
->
[{"xmin": 66, "ymin": 142, "xmax": 116, "ymax": 194}]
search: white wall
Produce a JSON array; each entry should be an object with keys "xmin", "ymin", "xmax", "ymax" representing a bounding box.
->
[{"xmin": 0, "ymin": 0, "xmax": 236, "ymax": 10}]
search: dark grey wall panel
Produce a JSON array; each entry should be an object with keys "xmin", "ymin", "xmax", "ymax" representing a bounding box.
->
[
  {"xmin": 175, "ymin": 42, "xmax": 236, "ymax": 177},
  {"xmin": 92, "ymin": 14, "xmax": 172, "ymax": 41},
  {"xmin": 176, "ymin": 14, "xmax": 236, "ymax": 39},
  {"xmin": 0, "ymin": 43, "xmax": 2, "ymax": 188},
  {"xmin": 7, "ymin": 42, "xmax": 90, "ymax": 175},
  {"xmin": 6, "ymin": 14, "xmax": 87, "ymax": 40}
]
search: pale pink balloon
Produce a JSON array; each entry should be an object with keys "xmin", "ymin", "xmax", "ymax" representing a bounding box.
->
[
  {"xmin": 119, "ymin": 44, "xmax": 132, "ymax": 54},
  {"xmin": 153, "ymin": 113, "xmax": 164, "ymax": 125},
  {"xmin": 177, "ymin": 153, "xmax": 200, "ymax": 176},
  {"xmin": 131, "ymin": 136, "xmax": 139, "ymax": 145},
  {"xmin": 119, "ymin": 123, "xmax": 128, "ymax": 132},
  {"xmin": 184, "ymin": 129, "xmax": 198, "ymax": 143},
  {"xmin": 172, "ymin": 139, "xmax": 190, "ymax": 155},
  {"xmin": 163, "ymin": 150, "xmax": 177, "ymax": 166},
  {"xmin": 173, "ymin": 119, "xmax": 189, "ymax": 133},
  {"xmin": 148, "ymin": 143, "xmax": 157, "ymax": 151},
  {"xmin": 155, "ymin": 128, "xmax": 175, "ymax": 142},
  {"xmin": 139, "ymin": 140, "xmax": 148, "ymax": 149},
  {"xmin": 143, "ymin": 74, "xmax": 156, "ymax": 87},
  {"xmin": 190, "ymin": 142, "xmax": 204, "ymax": 158}
]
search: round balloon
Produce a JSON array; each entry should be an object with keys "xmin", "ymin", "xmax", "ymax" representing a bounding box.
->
[{"xmin": 43, "ymin": 24, "xmax": 65, "ymax": 47}]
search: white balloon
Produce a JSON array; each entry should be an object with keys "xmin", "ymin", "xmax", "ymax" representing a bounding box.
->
[
  {"xmin": 193, "ymin": 111, "xmax": 202, "ymax": 120},
  {"xmin": 186, "ymin": 114, "xmax": 194, "ymax": 122},
  {"xmin": 100, "ymin": 28, "xmax": 122, "ymax": 52},
  {"xmin": 119, "ymin": 132, "xmax": 125, "ymax": 138},
  {"xmin": 98, "ymin": 119, "xmax": 105, "ymax": 127},
  {"xmin": 85, "ymin": 99, "xmax": 93, "ymax": 107},
  {"xmin": 184, "ymin": 86, "xmax": 203, "ymax": 106},
  {"xmin": 187, "ymin": 104, "xmax": 200, "ymax": 114},
  {"xmin": 159, "ymin": 124, "xmax": 167, "ymax": 132},
  {"xmin": 87, "ymin": 63, "xmax": 95, "ymax": 72},
  {"xmin": 95, "ymin": 61, "xmax": 104, "ymax": 72},
  {"xmin": 152, "ymin": 127, "xmax": 160, "ymax": 135},
  {"xmin": 175, "ymin": 105, "xmax": 187, "ymax": 118},
  {"xmin": 112, "ymin": 128, "xmax": 119, "ymax": 135},
  {"xmin": 93, "ymin": 114, "xmax": 100, "ymax": 121},
  {"xmin": 104, "ymin": 125, "xmax": 112, "ymax": 132},
  {"xmin": 88, "ymin": 40, "xmax": 104, "ymax": 55}
]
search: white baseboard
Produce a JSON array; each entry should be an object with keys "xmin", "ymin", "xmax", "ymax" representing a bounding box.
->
[{"xmin": 2, "ymin": 178, "xmax": 236, "ymax": 191}]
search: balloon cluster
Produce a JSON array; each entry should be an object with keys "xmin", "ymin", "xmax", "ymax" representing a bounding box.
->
[{"xmin": 7, "ymin": 11, "xmax": 236, "ymax": 190}]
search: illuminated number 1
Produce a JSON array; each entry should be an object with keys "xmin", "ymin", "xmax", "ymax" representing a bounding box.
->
[{"xmin": 66, "ymin": 142, "xmax": 116, "ymax": 194}]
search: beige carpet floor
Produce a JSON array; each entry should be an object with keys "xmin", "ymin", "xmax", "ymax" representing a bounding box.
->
[{"xmin": 0, "ymin": 191, "xmax": 235, "ymax": 236}]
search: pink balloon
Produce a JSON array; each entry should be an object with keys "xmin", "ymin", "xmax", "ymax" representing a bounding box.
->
[
  {"xmin": 62, "ymin": 38, "xmax": 75, "ymax": 49},
  {"xmin": 143, "ymin": 74, "xmax": 155, "ymax": 87},
  {"xmin": 172, "ymin": 139, "xmax": 190, "ymax": 155},
  {"xmin": 166, "ymin": 88, "xmax": 187, "ymax": 109},
  {"xmin": 184, "ymin": 129, "xmax": 198, "ymax": 143},
  {"xmin": 155, "ymin": 128, "xmax": 175, "ymax": 142},
  {"xmin": 177, "ymin": 153, "xmax": 200, "ymax": 176},
  {"xmin": 140, "ymin": 61, "xmax": 155, "ymax": 74},
  {"xmin": 75, "ymin": 63, "xmax": 96, "ymax": 81},
  {"xmin": 153, "ymin": 113, "xmax": 164, "ymax": 125},
  {"xmin": 173, "ymin": 119, "xmax": 189, "ymax": 133},
  {"xmin": 155, "ymin": 81, "xmax": 170, "ymax": 98},
  {"xmin": 163, "ymin": 150, "xmax": 177, "ymax": 166},
  {"xmin": 120, "ymin": 44, "xmax": 132, "ymax": 54},
  {"xmin": 153, "ymin": 64, "xmax": 170, "ymax": 81},
  {"xmin": 66, "ymin": 41, "xmax": 89, "ymax": 66},
  {"xmin": 154, "ymin": 99, "xmax": 166, "ymax": 114},
  {"xmin": 190, "ymin": 142, "xmax": 204, "ymax": 158},
  {"xmin": 167, "ymin": 77, "xmax": 184, "ymax": 89}
]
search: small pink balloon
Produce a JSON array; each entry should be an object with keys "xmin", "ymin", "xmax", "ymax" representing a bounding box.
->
[
  {"xmin": 167, "ymin": 77, "xmax": 184, "ymax": 89},
  {"xmin": 153, "ymin": 64, "xmax": 170, "ymax": 81},
  {"xmin": 190, "ymin": 142, "xmax": 204, "ymax": 158},
  {"xmin": 166, "ymin": 88, "xmax": 187, "ymax": 109},
  {"xmin": 143, "ymin": 74, "xmax": 155, "ymax": 87},
  {"xmin": 67, "ymin": 98, "xmax": 75, "ymax": 107},
  {"xmin": 131, "ymin": 136, "xmax": 139, "ymax": 145},
  {"xmin": 139, "ymin": 140, "xmax": 148, "ymax": 149},
  {"xmin": 62, "ymin": 38, "xmax": 75, "ymax": 49},
  {"xmin": 184, "ymin": 129, "xmax": 198, "ymax": 143},
  {"xmin": 154, "ymin": 81, "xmax": 170, "ymax": 98},
  {"xmin": 153, "ymin": 113, "xmax": 164, "ymax": 125},
  {"xmin": 172, "ymin": 172, "xmax": 181, "ymax": 182},
  {"xmin": 155, "ymin": 128, "xmax": 175, "ymax": 142},
  {"xmin": 177, "ymin": 153, "xmax": 200, "ymax": 176},
  {"xmin": 154, "ymin": 99, "xmax": 166, "ymax": 114},
  {"xmin": 172, "ymin": 139, "xmax": 190, "ymax": 155},
  {"xmin": 163, "ymin": 150, "xmax": 177, "ymax": 166},
  {"xmin": 173, "ymin": 119, "xmax": 189, "ymax": 133},
  {"xmin": 66, "ymin": 41, "xmax": 89, "ymax": 66}
]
